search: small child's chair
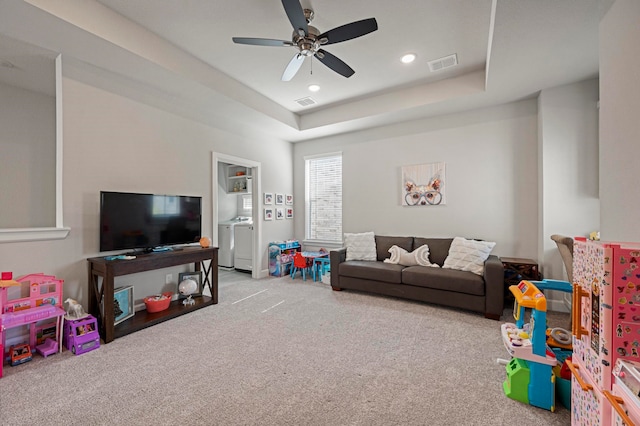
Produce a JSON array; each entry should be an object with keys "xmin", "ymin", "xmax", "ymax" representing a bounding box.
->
[
  {"xmin": 291, "ymin": 252, "xmax": 309, "ymax": 281},
  {"xmin": 313, "ymin": 248, "xmax": 330, "ymax": 282}
]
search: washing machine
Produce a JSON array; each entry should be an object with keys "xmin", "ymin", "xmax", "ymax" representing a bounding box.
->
[
  {"xmin": 234, "ymin": 221, "xmax": 253, "ymax": 272},
  {"xmin": 218, "ymin": 217, "xmax": 252, "ymax": 268}
]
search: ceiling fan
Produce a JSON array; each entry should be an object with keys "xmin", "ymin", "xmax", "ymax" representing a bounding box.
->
[{"xmin": 232, "ymin": 0, "xmax": 378, "ymax": 81}]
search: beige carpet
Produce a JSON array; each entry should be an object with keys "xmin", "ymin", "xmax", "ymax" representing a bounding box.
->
[{"xmin": 0, "ymin": 270, "xmax": 570, "ymax": 425}]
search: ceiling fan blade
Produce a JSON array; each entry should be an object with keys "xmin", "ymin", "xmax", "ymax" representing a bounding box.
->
[
  {"xmin": 315, "ymin": 49, "xmax": 355, "ymax": 78},
  {"xmin": 281, "ymin": 0, "xmax": 308, "ymax": 35},
  {"xmin": 232, "ymin": 37, "xmax": 294, "ymax": 47},
  {"xmin": 318, "ymin": 18, "xmax": 378, "ymax": 45},
  {"xmin": 282, "ymin": 53, "xmax": 305, "ymax": 81}
]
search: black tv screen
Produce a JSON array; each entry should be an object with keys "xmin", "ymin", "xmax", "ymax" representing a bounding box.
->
[{"xmin": 100, "ymin": 191, "xmax": 202, "ymax": 252}]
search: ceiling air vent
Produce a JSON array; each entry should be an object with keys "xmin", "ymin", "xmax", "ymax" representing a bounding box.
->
[
  {"xmin": 427, "ymin": 53, "xmax": 458, "ymax": 72},
  {"xmin": 295, "ymin": 96, "xmax": 317, "ymax": 107}
]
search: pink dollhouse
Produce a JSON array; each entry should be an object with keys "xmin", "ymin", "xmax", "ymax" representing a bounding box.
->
[{"xmin": 0, "ymin": 272, "xmax": 65, "ymax": 378}]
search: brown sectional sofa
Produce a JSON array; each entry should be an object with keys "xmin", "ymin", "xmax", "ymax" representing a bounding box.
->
[{"xmin": 330, "ymin": 235, "xmax": 504, "ymax": 319}]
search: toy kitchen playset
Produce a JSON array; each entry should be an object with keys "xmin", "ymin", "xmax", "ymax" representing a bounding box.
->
[{"xmin": 568, "ymin": 237, "xmax": 640, "ymax": 425}]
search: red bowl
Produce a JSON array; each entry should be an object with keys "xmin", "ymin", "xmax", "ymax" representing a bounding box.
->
[{"xmin": 144, "ymin": 292, "xmax": 173, "ymax": 313}]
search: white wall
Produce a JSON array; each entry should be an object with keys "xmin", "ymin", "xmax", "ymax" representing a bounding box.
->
[
  {"xmin": 294, "ymin": 100, "xmax": 540, "ymax": 259},
  {"xmin": 217, "ymin": 165, "xmax": 239, "ymax": 222},
  {"xmin": 0, "ymin": 82, "xmax": 55, "ymax": 228},
  {"xmin": 538, "ymin": 79, "xmax": 600, "ymax": 282},
  {"xmin": 0, "ymin": 67, "xmax": 293, "ymax": 307},
  {"xmin": 599, "ymin": 0, "xmax": 640, "ymax": 241}
]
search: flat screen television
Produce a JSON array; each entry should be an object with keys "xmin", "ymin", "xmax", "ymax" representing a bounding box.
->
[{"xmin": 99, "ymin": 191, "xmax": 202, "ymax": 253}]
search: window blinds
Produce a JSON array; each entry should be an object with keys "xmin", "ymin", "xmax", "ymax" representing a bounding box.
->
[{"xmin": 306, "ymin": 154, "xmax": 342, "ymax": 242}]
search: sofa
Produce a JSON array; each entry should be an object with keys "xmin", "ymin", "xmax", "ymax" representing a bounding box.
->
[{"xmin": 330, "ymin": 235, "xmax": 504, "ymax": 319}]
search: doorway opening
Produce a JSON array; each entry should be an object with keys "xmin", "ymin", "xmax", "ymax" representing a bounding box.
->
[{"xmin": 212, "ymin": 153, "xmax": 262, "ymax": 279}]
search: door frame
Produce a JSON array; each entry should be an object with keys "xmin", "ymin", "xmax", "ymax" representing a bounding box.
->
[{"xmin": 212, "ymin": 152, "xmax": 263, "ymax": 278}]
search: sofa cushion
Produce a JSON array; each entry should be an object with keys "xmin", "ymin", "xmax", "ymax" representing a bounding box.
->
[
  {"xmin": 375, "ymin": 236, "xmax": 414, "ymax": 261},
  {"xmin": 344, "ymin": 232, "xmax": 377, "ymax": 261},
  {"xmin": 340, "ymin": 260, "xmax": 404, "ymax": 284},
  {"xmin": 413, "ymin": 238, "xmax": 453, "ymax": 266},
  {"xmin": 442, "ymin": 237, "xmax": 496, "ymax": 275},
  {"xmin": 384, "ymin": 244, "xmax": 439, "ymax": 267},
  {"xmin": 402, "ymin": 266, "xmax": 485, "ymax": 296}
]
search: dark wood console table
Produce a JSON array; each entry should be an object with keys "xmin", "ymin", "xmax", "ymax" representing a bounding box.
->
[
  {"xmin": 501, "ymin": 257, "xmax": 541, "ymax": 304},
  {"xmin": 87, "ymin": 247, "xmax": 218, "ymax": 343}
]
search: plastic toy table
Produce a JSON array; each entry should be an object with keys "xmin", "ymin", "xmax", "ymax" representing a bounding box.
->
[{"xmin": 301, "ymin": 251, "xmax": 329, "ymax": 281}]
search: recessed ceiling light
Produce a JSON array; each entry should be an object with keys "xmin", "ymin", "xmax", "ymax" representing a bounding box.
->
[
  {"xmin": 308, "ymin": 84, "xmax": 320, "ymax": 92},
  {"xmin": 401, "ymin": 53, "xmax": 416, "ymax": 64}
]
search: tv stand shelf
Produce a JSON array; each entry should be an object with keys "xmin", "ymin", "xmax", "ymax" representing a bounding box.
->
[{"xmin": 87, "ymin": 247, "xmax": 218, "ymax": 343}]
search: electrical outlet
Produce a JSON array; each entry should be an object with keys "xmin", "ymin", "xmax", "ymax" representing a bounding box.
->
[{"xmin": 165, "ymin": 273, "xmax": 173, "ymax": 284}]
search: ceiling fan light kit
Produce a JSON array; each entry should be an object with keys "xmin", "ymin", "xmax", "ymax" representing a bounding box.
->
[{"xmin": 232, "ymin": 0, "xmax": 378, "ymax": 81}]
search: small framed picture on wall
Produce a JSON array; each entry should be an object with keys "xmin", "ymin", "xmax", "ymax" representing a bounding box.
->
[
  {"xmin": 276, "ymin": 207, "xmax": 284, "ymax": 220},
  {"xmin": 264, "ymin": 192, "xmax": 273, "ymax": 205},
  {"xmin": 264, "ymin": 208, "xmax": 274, "ymax": 221},
  {"xmin": 285, "ymin": 194, "xmax": 293, "ymax": 205},
  {"xmin": 275, "ymin": 193, "xmax": 284, "ymax": 205},
  {"xmin": 286, "ymin": 208, "xmax": 293, "ymax": 219}
]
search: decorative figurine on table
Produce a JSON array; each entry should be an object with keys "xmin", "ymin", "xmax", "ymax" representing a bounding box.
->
[
  {"xmin": 178, "ymin": 278, "xmax": 198, "ymax": 306},
  {"xmin": 64, "ymin": 298, "xmax": 88, "ymax": 319}
]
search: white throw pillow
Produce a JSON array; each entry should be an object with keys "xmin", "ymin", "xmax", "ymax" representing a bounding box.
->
[
  {"xmin": 384, "ymin": 244, "xmax": 439, "ymax": 267},
  {"xmin": 442, "ymin": 237, "xmax": 496, "ymax": 275},
  {"xmin": 344, "ymin": 232, "xmax": 377, "ymax": 261}
]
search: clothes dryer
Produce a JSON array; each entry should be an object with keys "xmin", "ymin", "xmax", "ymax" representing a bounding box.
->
[{"xmin": 234, "ymin": 222, "xmax": 253, "ymax": 272}]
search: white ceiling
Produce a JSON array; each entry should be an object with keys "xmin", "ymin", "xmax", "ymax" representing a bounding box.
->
[
  {"xmin": 0, "ymin": 0, "xmax": 609, "ymax": 142},
  {"xmin": 97, "ymin": 0, "xmax": 492, "ymax": 114},
  {"xmin": 0, "ymin": 34, "xmax": 56, "ymax": 96}
]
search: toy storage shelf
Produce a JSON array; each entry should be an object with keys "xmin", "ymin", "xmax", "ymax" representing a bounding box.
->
[
  {"xmin": 87, "ymin": 247, "xmax": 218, "ymax": 343},
  {"xmin": 269, "ymin": 241, "xmax": 301, "ymax": 277}
]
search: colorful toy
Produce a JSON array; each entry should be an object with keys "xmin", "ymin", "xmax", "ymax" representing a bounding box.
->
[
  {"xmin": 1, "ymin": 272, "xmax": 66, "ymax": 377},
  {"xmin": 531, "ymin": 279, "xmax": 573, "ymax": 350},
  {"xmin": 9, "ymin": 343, "xmax": 33, "ymax": 366},
  {"xmin": 64, "ymin": 298, "xmax": 87, "ymax": 319},
  {"xmin": 501, "ymin": 280, "xmax": 557, "ymax": 411},
  {"xmin": 63, "ymin": 315, "xmax": 100, "ymax": 355},
  {"xmin": 36, "ymin": 338, "xmax": 59, "ymax": 358}
]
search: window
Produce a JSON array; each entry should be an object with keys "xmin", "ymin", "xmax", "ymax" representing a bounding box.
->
[
  {"xmin": 305, "ymin": 153, "xmax": 342, "ymax": 242},
  {"xmin": 242, "ymin": 195, "xmax": 252, "ymax": 211}
]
